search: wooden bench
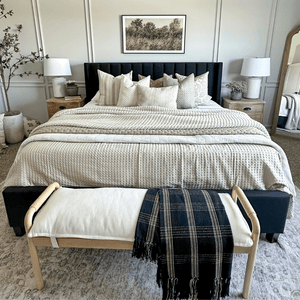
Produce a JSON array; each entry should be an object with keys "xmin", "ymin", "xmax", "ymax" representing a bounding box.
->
[{"xmin": 25, "ymin": 183, "xmax": 260, "ymax": 299}]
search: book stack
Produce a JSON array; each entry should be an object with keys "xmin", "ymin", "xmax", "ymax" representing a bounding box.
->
[{"xmin": 64, "ymin": 95, "xmax": 81, "ymax": 101}]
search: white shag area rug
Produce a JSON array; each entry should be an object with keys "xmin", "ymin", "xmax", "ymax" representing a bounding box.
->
[{"xmin": 0, "ymin": 183, "xmax": 300, "ymax": 300}]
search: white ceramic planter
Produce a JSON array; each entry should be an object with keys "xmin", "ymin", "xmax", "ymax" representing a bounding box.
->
[{"xmin": 3, "ymin": 112, "xmax": 25, "ymax": 144}]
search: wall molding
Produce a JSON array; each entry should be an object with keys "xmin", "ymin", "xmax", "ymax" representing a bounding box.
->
[
  {"xmin": 84, "ymin": 0, "xmax": 95, "ymax": 63},
  {"xmin": 265, "ymin": 0, "xmax": 279, "ymax": 84},
  {"xmin": 31, "ymin": 0, "xmax": 50, "ymax": 100},
  {"xmin": 212, "ymin": 0, "xmax": 222, "ymax": 62}
]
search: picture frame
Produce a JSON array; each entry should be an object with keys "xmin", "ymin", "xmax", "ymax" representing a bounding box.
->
[{"xmin": 122, "ymin": 15, "xmax": 186, "ymax": 54}]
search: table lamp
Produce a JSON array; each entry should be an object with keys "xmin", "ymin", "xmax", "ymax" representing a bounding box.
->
[
  {"xmin": 241, "ymin": 57, "xmax": 270, "ymax": 99},
  {"xmin": 44, "ymin": 58, "xmax": 72, "ymax": 98}
]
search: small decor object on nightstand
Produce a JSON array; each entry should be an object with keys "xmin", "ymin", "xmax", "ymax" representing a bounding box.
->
[
  {"xmin": 64, "ymin": 80, "xmax": 78, "ymax": 96},
  {"xmin": 64, "ymin": 95, "xmax": 81, "ymax": 101},
  {"xmin": 225, "ymin": 81, "xmax": 248, "ymax": 100}
]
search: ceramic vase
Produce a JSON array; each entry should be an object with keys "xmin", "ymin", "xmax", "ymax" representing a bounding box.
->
[
  {"xmin": 3, "ymin": 112, "xmax": 24, "ymax": 144},
  {"xmin": 66, "ymin": 85, "xmax": 78, "ymax": 96},
  {"xmin": 230, "ymin": 91, "xmax": 242, "ymax": 100}
]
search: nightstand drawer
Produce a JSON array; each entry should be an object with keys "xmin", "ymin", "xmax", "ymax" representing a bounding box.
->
[
  {"xmin": 223, "ymin": 97, "xmax": 265, "ymax": 123},
  {"xmin": 47, "ymin": 98, "xmax": 84, "ymax": 118},
  {"xmin": 228, "ymin": 103, "xmax": 264, "ymax": 122},
  {"xmin": 228, "ymin": 102, "xmax": 264, "ymax": 114}
]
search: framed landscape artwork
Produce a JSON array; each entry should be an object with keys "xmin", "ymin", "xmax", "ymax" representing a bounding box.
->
[{"xmin": 122, "ymin": 15, "xmax": 186, "ymax": 54}]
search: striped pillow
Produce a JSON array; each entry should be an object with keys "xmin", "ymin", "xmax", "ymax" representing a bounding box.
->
[
  {"xmin": 137, "ymin": 85, "xmax": 178, "ymax": 109},
  {"xmin": 97, "ymin": 70, "xmax": 133, "ymax": 106}
]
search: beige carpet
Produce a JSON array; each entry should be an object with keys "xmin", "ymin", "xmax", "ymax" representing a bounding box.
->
[{"xmin": 271, "ymin": 134, "xmax": 300, "ymax": 187}]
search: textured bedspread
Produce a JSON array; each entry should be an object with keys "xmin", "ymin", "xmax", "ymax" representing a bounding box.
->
[{"xmin": 5, "ymin": 106, "xmax": 295, "ymax": 216}]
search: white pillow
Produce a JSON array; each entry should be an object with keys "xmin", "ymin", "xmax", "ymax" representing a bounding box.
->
[
  {"xmin": 138, "ymin": 73, "xmax": 173, "ymax": 88},
  {"xmin": 0, "ymin": 114, "xmax": 7, "ymax": 148},
  {"xmin": 137, "ymin": 85, "xmax": 178, "ymax": 109},
  {"xmin": 97, "ymin": 70, "xmax": 133, "ymax": 106},
  {"xmin": 91, "ymin": 90, "xmax": 100, "ymax": 103},
  {"xmin": 164, "ymin": 73, "xmax": 195, "ymax": 109},
  {"xmin": 196, "ymin": 95, "xmax": 213, "ymax": 106},
  {"xmin": 176, "ymin": 71, "xmax": 209, "ymax": 105},
  {"xmin": 117, "ymin": 75, "xmax": 151, "ymax": 107}
]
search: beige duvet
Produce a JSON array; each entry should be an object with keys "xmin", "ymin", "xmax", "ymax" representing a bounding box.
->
[{"xmin": 5, "ymin": 106, "xmax": 295, "ymax": 216}]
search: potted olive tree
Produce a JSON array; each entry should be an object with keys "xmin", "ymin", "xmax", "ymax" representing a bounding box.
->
[{"xmin": 0, "ymin": 1, "xmax": 49, "ymax": 143}]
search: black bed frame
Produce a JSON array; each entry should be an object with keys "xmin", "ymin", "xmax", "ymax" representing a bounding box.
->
[{"xmin": 2, "ymin": 62, "xmax": 291, "ymax": 243}]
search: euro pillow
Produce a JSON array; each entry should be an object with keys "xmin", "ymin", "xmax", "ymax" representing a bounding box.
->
[
  {"xmin": 176, "ymin": 71, "xmax": 209, "ymax": 105},
  {"xmin": 137, "ymin": 85, "xmax": 178, "ymax": 109},
  {"xmin": 164, "ymin": 73, "xmax": 195, "ymax": 109},
  {"xmin": 117, "ymin": 75, "xmax": 151, "ymax": 107},
  {"xmin": 97, "ymin": 70, "xmax": 133, "ymax": 106},
  {"xmin": 138, "ymin": 73, "xmax": 173, "ymax": 87}
]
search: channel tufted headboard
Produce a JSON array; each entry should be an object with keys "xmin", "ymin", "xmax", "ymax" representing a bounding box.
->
[{"xmin": 84, "ymin": 62, "xmax": 223, "ymax": 104}]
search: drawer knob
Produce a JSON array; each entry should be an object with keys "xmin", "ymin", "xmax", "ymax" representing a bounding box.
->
[
  {"xmin": 59, "ymin": 106, "xmax": 66, "ymax": 109},
  {"xmin": 243, "ymin": 107, "xmax": 251, "ymax": 111}
]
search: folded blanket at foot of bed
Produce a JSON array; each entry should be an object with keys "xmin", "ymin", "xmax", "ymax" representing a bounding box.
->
[{"xmin": 132, "ymin": 188, "xmax": 234, "ymax": 300}]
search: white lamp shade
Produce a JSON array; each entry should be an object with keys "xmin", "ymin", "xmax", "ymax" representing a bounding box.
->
[
  {"xmin": 241, "ymin": 57, "xmax": 270, "ymax": 77},
  {"xmin": 44, "ymin": 58, "xmax": 72, "ymax": 77}
]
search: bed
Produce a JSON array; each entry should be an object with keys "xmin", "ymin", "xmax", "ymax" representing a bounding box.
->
[{"xmin": 2, "ymin": 62, "xmax": 294, "ymax": 243}]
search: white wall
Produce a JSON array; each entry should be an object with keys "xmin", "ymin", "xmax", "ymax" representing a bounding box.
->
[{"xmin": 0, "ymin": 0, "xmax": 300, "ymax": 127}]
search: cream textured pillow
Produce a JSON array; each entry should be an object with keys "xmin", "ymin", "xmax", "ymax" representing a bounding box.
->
[
  {"xmin": 0, "ymin": 114, "xmax": 7, "ymax": 149},
  {"xmin": 176, "ymin": 71, "xmax": 209, "ymax": 105},
  {"xmin": 97, "ymin": 70, "xmax": 133, "ymax": 106},
  {"xmin": 138, "ymin": 73, "xmax": 173, "ymax": 87},
  {"xmin": 23, "ymin": 116, "xmax": 41, "ymax": 138},
  {"xmin": 117, "ymin": 75, "xmax": 151, "ymax": 107},
  {"xmin": 164, "ymin": 73, "xmax": 195, "ymax": 109},
  {"xmin": 137, "ymin": 85, "xmax": 178, "ymax": 109}
]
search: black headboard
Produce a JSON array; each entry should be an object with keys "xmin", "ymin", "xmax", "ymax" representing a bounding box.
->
[{"xmin": 84, "ymin": 62, "xmax": 223, "ymax": 104}]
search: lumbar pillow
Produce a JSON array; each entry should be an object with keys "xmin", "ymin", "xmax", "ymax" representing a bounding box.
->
[
  {"xmin": 176, "ymin": 71, "xmax": 209, "ymax": 105},
  {"xmin": 97, "ymin": 70, "xmax": 133, "ymax": 106},
  {"xmin": 138, "ymin": 73, "xmax": 173, "ymax": 88},
  {"xmin": 117, "ymin": 75, "xmax": 151, "ymax": 107},
  {"xmin": 137, "ymin": 85, "xmax": 178, "ymax": 109},
  {"xmin": 164, "ymin": 73, "xmax": 195, "ymax": 109},
  {"xmin": 0, "ymin": 113, "xmax": 7, "ymax": 149},
  {"xmin": 23, "ymin": 116, "xmax": 41, "ymax": 138}
]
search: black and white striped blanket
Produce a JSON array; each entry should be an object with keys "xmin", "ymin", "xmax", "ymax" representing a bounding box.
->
[{"xmin": 132, "ymin": 189, "xmax": 234, "ymax": 300}]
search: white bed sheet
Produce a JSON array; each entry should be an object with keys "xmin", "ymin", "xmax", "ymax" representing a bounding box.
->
[{"xmin": 84, "ymin": 98, "xmax": 223, "ymax": 110}]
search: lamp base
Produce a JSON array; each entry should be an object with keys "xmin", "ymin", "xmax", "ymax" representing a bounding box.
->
[
  {"xmin": 52, "ymin": 77, "xmax": 67, "ymax": 98},
  {"xmin": 244, "ymin": 77, "xmax": 261, "ymax": 99}
]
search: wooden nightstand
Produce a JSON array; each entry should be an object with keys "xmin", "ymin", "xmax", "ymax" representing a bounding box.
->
[
  {"xmin": 223, "ymin": 97, "xmax": 265, "ymax": 123},
  {"xmin": 46, "ymin": 98, "xmax": 84, "ymax": 119}
]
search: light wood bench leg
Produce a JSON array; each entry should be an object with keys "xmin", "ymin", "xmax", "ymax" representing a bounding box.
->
[
  {"xmin": 242, "ymin": 233, "xmax": 259, "ymax": 299},
  {"xmin": 27, "ymin": 236, "xmax": 44, "ymax": 290},
  {"xmin": 242, "ymin": 247, "xmax": 257, "ymax": 298},
  {"xmin": 27, "ymin": 238, "xmax": 44, "ymax": 290}
]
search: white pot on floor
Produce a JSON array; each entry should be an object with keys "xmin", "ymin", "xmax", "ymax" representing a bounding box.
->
[{"xmin": 3, "ymin": 112, "xmax": 24, "ymax": 144}]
